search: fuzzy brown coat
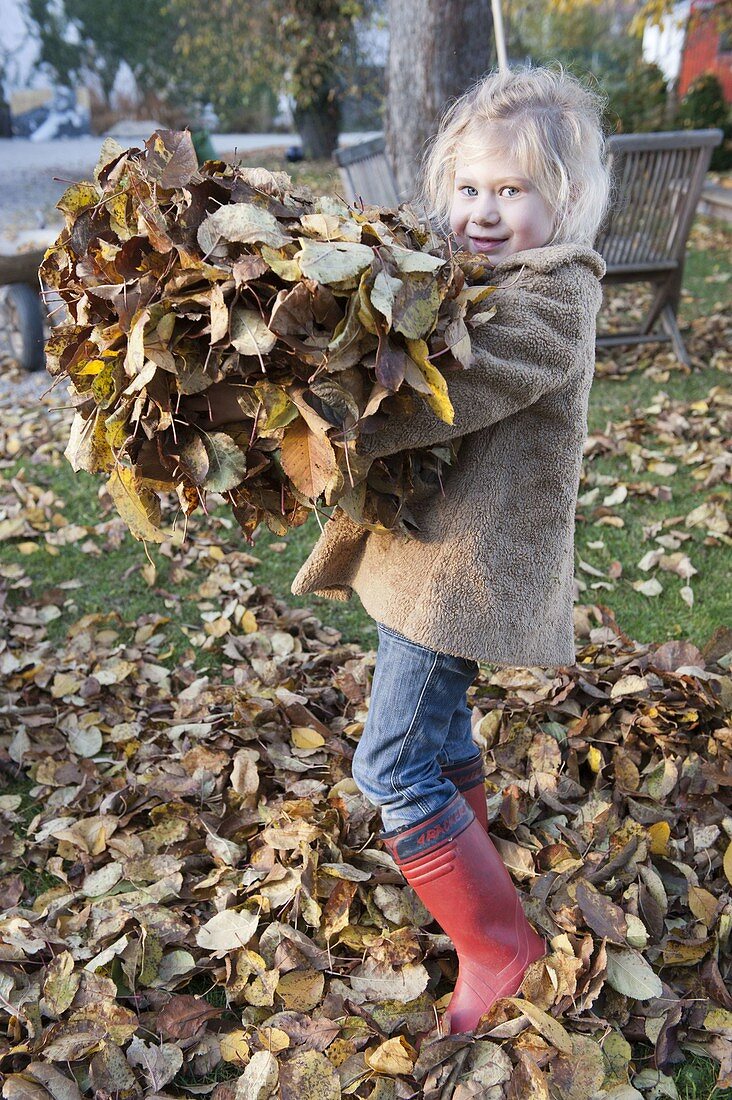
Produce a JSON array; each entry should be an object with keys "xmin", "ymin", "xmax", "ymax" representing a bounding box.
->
[{"xmin": 290, "ymin": 242, "xmax": 607, "ymax": 667}]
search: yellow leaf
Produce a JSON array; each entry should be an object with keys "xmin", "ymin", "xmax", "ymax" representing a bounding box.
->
[
  {"xmin": 219, "ymin": 1029, "xmax": 250, "ymax": 1064},
  {"xmin": 705, "ymin": 1007, "xmax": 732, "ymax": 1035},
  {"xmin": 106, "ymin": 192, "xmax": 134, "ymax": 239},
  {"xmin": 107, "ymin": 466, "xmax": 167, "ymax": 543},
  {"xmin": 506, "ymin": 997, "xmax": 573, "ymax": 1054},
  {"xmin": 406, "ymin": 338, "xmax": 455, "ymax": 424},
  {"xmin": 292, "ymin": 727, "xmax": 325, "ymax": 749},
  {"xmin": 256, "ymin": 1026, "xmax": 290, "ymax": 1051},
  {"xmin": 587, "ymin": 746, "xmax": 603, "ymax": 773},
  {"xmin": 104, "ymin": 404, "xmax": 132, "ymax": 451},
  {"xmin": 241, "ymin": 609, "xmax": 258, "ymax": 633},
  {"xmin": 51, "ymin": 672, "xmax": 83, "ymax": 699},
  {"xmin": 365, "ymin": 1035, "xmax": 417, "ymax": 1076},
  {"xmin": 78, "ymin": 357, "xmax": 108, "ymax": 376},
  {"xmin": 463, "ymin": 284, "xmax": 496, "ymax": 306},
  {"xmin": 688, "ymin": 885, "xmax": 719, "ymax": 928},
  {"xmin": 648, "ymin": 821, "xmax": 670, "ymax": 855},
  {"xmin": 203, "ymin": 616, "xmax": 231, "ymax": 638},
  {"xmin": 42, "ymin": 950, "xmax": 81, "ymax": 1017},
  {"xmin": 57, "ymin": 180, "xmax": 101, "ymax": 219},
  {"xmin": 275, "ymin": 969, "xmax": 324, "ymax": 1012}
]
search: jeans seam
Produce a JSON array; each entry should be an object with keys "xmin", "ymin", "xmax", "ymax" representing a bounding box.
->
[{"xmin": 389, "ymin": 647, "xmax": 443, "ymax": 818}]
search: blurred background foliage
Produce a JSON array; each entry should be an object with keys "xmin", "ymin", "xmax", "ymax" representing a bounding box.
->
[{"xmin": 18, "ymin": 0, "xmax": 731, "ymax": 163}]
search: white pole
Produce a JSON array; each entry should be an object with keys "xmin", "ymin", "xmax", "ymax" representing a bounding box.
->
[{"xmin": 492, "ymin": 0, "xmax": 508, "ymax": 71}]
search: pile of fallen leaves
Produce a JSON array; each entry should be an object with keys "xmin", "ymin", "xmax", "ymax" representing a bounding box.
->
[
  {"xmin": 1, "ymin": 555, "xmax": 731, "ymax": 1097},
  {"xmin": 1, "ymin": 392, "xmax": 731, "ymax": 1098},
  {"xmin": 40, "ymin": 129, "xmax": 498, "ymax": 543}
]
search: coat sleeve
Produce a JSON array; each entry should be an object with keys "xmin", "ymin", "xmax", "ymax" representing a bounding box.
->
[{"xmin": 355, "ymin": 260, "xmax": 600, "ymax": 461}]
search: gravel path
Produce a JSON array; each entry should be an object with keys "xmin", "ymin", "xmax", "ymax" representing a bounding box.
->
[
  {"xmin": 0, "ymin": 166, "xmax": 85, "ymax": 239},
  {"xmin": 0, "ymin": 355, "xmax": 63, "ymax": 405}
]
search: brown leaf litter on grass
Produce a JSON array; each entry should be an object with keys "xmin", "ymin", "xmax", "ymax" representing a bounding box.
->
[
  {"xmin": 595, "ymin": 217, "xmax": 731, "ymax": 382},
  {"xmin": 574, "ymin": 386, "xmax": 731, "ymax": 610},
  {"xmin": 0, "ymin": 384, "xmax": 732, "ymax": 1098}
]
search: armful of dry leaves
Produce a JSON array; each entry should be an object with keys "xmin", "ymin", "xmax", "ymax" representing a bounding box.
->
[{"xmin": 39, "ymin": 129, "xmax": 501, "ymax": 545}]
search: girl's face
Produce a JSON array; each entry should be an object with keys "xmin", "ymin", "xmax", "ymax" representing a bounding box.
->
[{"xmin": 449, "ymin": 140, "xmax": 556, "ymax": 260}]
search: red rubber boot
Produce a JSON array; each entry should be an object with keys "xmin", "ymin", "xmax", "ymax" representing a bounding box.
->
[
  {"xmin": 380, "ymin": 791, "xmax": 545, "ymax": 1035},
  {"xmin": 440, "ymin": 753, "xmax": 488, "ymax": 832}
]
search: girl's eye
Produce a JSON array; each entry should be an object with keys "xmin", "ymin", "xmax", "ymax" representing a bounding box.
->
[{"xmin": 458, "ymin": 185, "xmax": 521, "ymax": 197}]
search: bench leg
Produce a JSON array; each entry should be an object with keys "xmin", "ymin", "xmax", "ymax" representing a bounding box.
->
[
  {"xmin": 659, "ymin": 303, "xmax": 691, "ymax": 368},
  {"xmin": 640, "ymin": 269, "xmax": 682, "ymax": 338}
]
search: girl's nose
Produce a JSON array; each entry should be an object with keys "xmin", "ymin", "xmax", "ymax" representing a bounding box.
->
[{"xmin": 472, "ymin": 194, "xmax": 500, "ymax": 225}]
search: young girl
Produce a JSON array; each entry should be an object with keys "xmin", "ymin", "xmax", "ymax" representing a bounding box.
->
[{"xmin": 290, "ymin": 63, "xmax": 612, "ymax": 1035}]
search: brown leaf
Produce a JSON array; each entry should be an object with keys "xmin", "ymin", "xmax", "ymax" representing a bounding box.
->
[
  {"xmin": 575, "ymin": 880, "xmax": 628, "ymax": 944},
  {"xmin": 280, "ymin": 417, "xmax": 339, "ymax": 500},
  {"xmin": 156, "ymin": 994, "xmax": 223, "ymax": 1040}
]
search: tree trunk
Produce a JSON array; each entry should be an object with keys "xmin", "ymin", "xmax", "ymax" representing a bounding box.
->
[
  {"xmin": 294, "ymin": 87, "xmax": 342, "ymax": 160},
  {"xmin": 387, "ymin": 0, "xmax": 494, "ymax": 204},
  {"xmin": 664, "ymin": 78, "xmax": 680, "ymax": 128}
]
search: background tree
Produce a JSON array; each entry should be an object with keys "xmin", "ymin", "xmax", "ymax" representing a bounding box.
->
[
  {"xmin": 25, "ymin": 0, "xmax": 183, "ymax": 109},
  {"xmin": 23, "ymin": 0, "xmax": 381, "ymax": 151},
  {"xmin": 164, "ymin": 0, "xmax": 282, "ymax": 133},
  {"xmin": 167, "ymin": 0, "xmax": 380, "ymax": 155},
  {"xmin": 677, "ymin": 71, "xmax": 732, "ymax": 169},
  {"xmin": 386, "ymin": 0, "xmax": 495, "ymax": 203},
  {"xmin": 0, "ymin": 64, "xmax": 11, "ymax": 138}
]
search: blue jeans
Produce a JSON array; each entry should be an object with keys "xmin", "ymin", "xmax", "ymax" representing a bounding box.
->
[{"xmin": 351, "ymin": 622, "xmax": 481, "ymax": 832}]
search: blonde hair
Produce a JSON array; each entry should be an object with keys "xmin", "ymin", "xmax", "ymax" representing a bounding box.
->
[{"xmin": 415, "ymin": 62, "xmax": 612, "ymax": 249}]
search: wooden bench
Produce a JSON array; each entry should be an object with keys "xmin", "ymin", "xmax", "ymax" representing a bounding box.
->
[
  {"xmin": 334, "ymin": 128, "xmax": 723, "ymax": 366},
  {"xmin": 334, "ymin": 135, "xmax": 402, "ymax": 208},
  {"xmin": 594, "ymin": 129, "xmax": 723, "ymax": 366}
]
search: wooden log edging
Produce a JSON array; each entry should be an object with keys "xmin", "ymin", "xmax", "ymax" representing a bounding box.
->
[
  {"xmin": 0, "ymin": 249, "xmax": 45, "ymax": 288},
  {"xmin": 697, "ymin": 183, "xmax": 732, "ymax": 224}
]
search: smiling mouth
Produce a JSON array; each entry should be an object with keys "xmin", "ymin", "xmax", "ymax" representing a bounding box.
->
[{"xmin": 469, "ymin": 236, "xmax": 508, "ymax": 252}]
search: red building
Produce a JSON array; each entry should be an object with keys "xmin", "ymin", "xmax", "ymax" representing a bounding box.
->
[{"xmin": 678, "ymin": 0, "xmax": 732, "ymax": 100}]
